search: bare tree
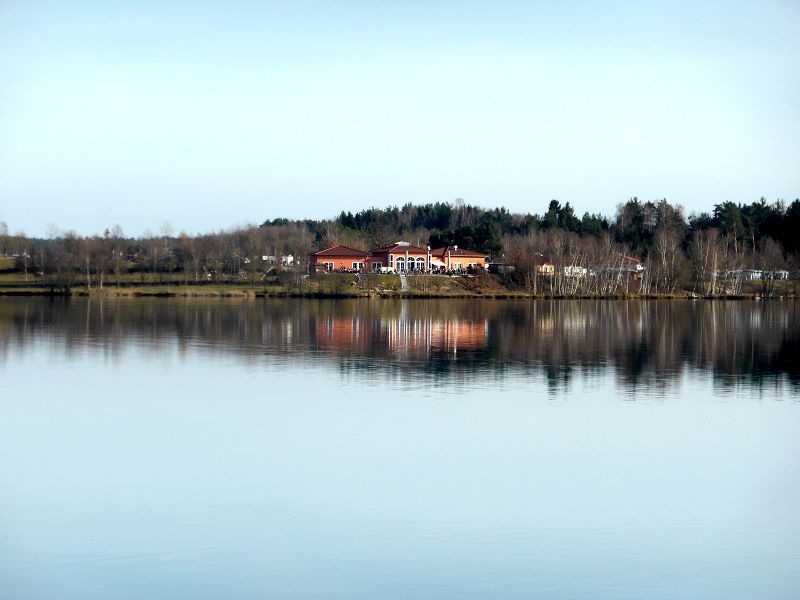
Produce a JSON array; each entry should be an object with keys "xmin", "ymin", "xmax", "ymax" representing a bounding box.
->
[
  {"xmin": 690, "ymin": 228, "xmax": 721, "ymax": 295},
  {"xmin": 110, "ymin": 227, "xmax": 126, "ymax": 287},
  {"xmin": 756, "ymin": 237, "xmax": 785, "ymax": 298},
  {"xmin": 159, "ymin": 222, "xmax": 173, "ymax": 254},
  {"xmin": 652, "ymin": 227, "xmax": 683, "ymax": 293},
  {"xmin": 77, "ymin": 236, "xmax": 94, "ymax": 288},
  {"xmin": 0, "ymin": 221, "xmax": 8, "ymax": 256}
]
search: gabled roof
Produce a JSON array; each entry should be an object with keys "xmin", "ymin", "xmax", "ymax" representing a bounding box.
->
[
  {"xmin": 311, "ymin": 244, "xmax": 369, "ymax": 257},
  {"xmin": 618, "ymin": 254, "xmax": 644, "ymax": 269},
  {"xmin": 371, "ymin": 241, "xmax": 428, "ymax": 254},
  {"xmin": 431, "ymin": 246, "xmax": 488, "ymax": 258}
]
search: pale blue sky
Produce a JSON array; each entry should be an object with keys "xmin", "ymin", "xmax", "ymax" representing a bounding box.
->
[{"xmin": 1, "ymin": 1, "xmax": 798, "ymax": 237}]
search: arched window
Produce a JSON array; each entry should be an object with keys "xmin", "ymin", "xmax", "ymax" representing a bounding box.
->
[
  {"xmin": 395, "ymin": 257, "xmax": 405, "ymax": 272},
  {"xmin": 416, "ymin": 257, "xmax": 426, "ymax": 271}
]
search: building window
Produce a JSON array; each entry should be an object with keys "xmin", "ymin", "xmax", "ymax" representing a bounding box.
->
[
  {"xmin": 389, "ymin": 255, "xmax": 394, "ymax": 267},
  {"xmin": 396, "ymin": 257, "xmax": 405, "ymax": 272},
  {"xmin": 352, "ymin": 262, "xmax": 363, "ymax": 270},
  {"xmin": 323, "ymin": 262, "xmax": 334, "ymax": 272}
]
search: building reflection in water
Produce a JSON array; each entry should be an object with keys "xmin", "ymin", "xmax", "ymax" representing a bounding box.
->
[{"xmin": 314, "ymin": 313, "xmax": 487, "ymax": 359}]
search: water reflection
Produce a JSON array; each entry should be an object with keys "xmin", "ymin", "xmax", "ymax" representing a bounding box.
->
[
  {"xmin": 2, "ymin": 297, "xmax": 799, "ymax": 600},
  {"xmin": 0, "ymin": 297, "xmax": 797, "ymax": 393}
]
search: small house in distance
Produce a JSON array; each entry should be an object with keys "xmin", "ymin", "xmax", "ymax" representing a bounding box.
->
[
  {"xmin": 262, "ymin": 254, "xmax": 295, "ymax": 267},
  {"xmin": 309, "ymin": 245, "xmax": 369, "ymax": 273}
]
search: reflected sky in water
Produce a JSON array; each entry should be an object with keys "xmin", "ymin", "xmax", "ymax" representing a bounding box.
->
[{"xmin": 1, "ymin": 298, "xmax": 799, "ymax": 599}]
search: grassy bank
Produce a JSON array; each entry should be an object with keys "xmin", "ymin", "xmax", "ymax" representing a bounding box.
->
[{"xmin": 0, "ymin": 271, "xmax": 794, "ymax": 299}]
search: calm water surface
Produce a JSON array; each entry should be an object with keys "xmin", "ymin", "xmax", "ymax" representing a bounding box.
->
[{"xmin": 1, "ymin": 298, "xmax": 798, "ymax": 599}]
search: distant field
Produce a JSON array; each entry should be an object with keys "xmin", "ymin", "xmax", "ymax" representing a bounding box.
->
[{"xmin": 0, "ymin": 257, "xmax": 15, "ymax": 272}]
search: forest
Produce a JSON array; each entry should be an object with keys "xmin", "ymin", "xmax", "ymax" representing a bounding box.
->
[{"xmin": 1, "ymin": 196, "xmax": 798, "ymax": 296}]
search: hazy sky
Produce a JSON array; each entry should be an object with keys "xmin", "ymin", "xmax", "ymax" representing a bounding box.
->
[{"xmin": 1, "ymin": 1, "xmax": 798, "ymax": 237}]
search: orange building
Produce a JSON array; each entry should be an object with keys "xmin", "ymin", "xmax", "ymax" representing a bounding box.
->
[
  {"xmin": 309, "ymin": 245, "xmax": 370, "ymax": 272},
  {"xmin": 430, "ymin": 246, "xmax": 488, "ymax": 271},
  {"xmin": 309, "ymin": 242, "xmax": 489, "ymax": 274}
]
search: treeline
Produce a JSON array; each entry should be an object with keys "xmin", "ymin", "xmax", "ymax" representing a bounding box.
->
[
  {"xmin": 300, "ymin": 199, "xmax": 609, "ymax": 254},
  {"xmin": 0, "ymin": 196, "xmax": 798, "ymax": 294},
  {"xmin": 295, "ymin": 196, "xmax": 799, "ymax": 295}
]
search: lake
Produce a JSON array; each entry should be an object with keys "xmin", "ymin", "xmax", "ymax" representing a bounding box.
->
[{"xmin": 1, "ymin": 297, "xmax": 798, "ymax": 599}]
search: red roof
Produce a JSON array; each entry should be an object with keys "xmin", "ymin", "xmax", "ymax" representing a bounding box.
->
[
  {"xmin": 431, "ymin": 246, "xmax": 487, "ymax": 258},
  {"xmin": 312, "ymin": 244, "xmax": 369, "ymax": 257},
  {"xmin": 371, "ymin": 242, "xmax": 428, "ymax": 254}
]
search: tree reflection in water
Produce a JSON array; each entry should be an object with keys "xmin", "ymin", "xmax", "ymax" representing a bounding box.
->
[{"xmin": 0, "ymin": 297, "xmax": 797, "ymax": 392}]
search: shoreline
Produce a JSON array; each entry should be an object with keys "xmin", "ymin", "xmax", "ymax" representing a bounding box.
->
[
  {"xmin": 0, "ymin": 285, "xmax": 785, "ymax": 301},
  {"xmin": 1, "ymin": 270, "xmax": 794, "ymax": 300}
]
